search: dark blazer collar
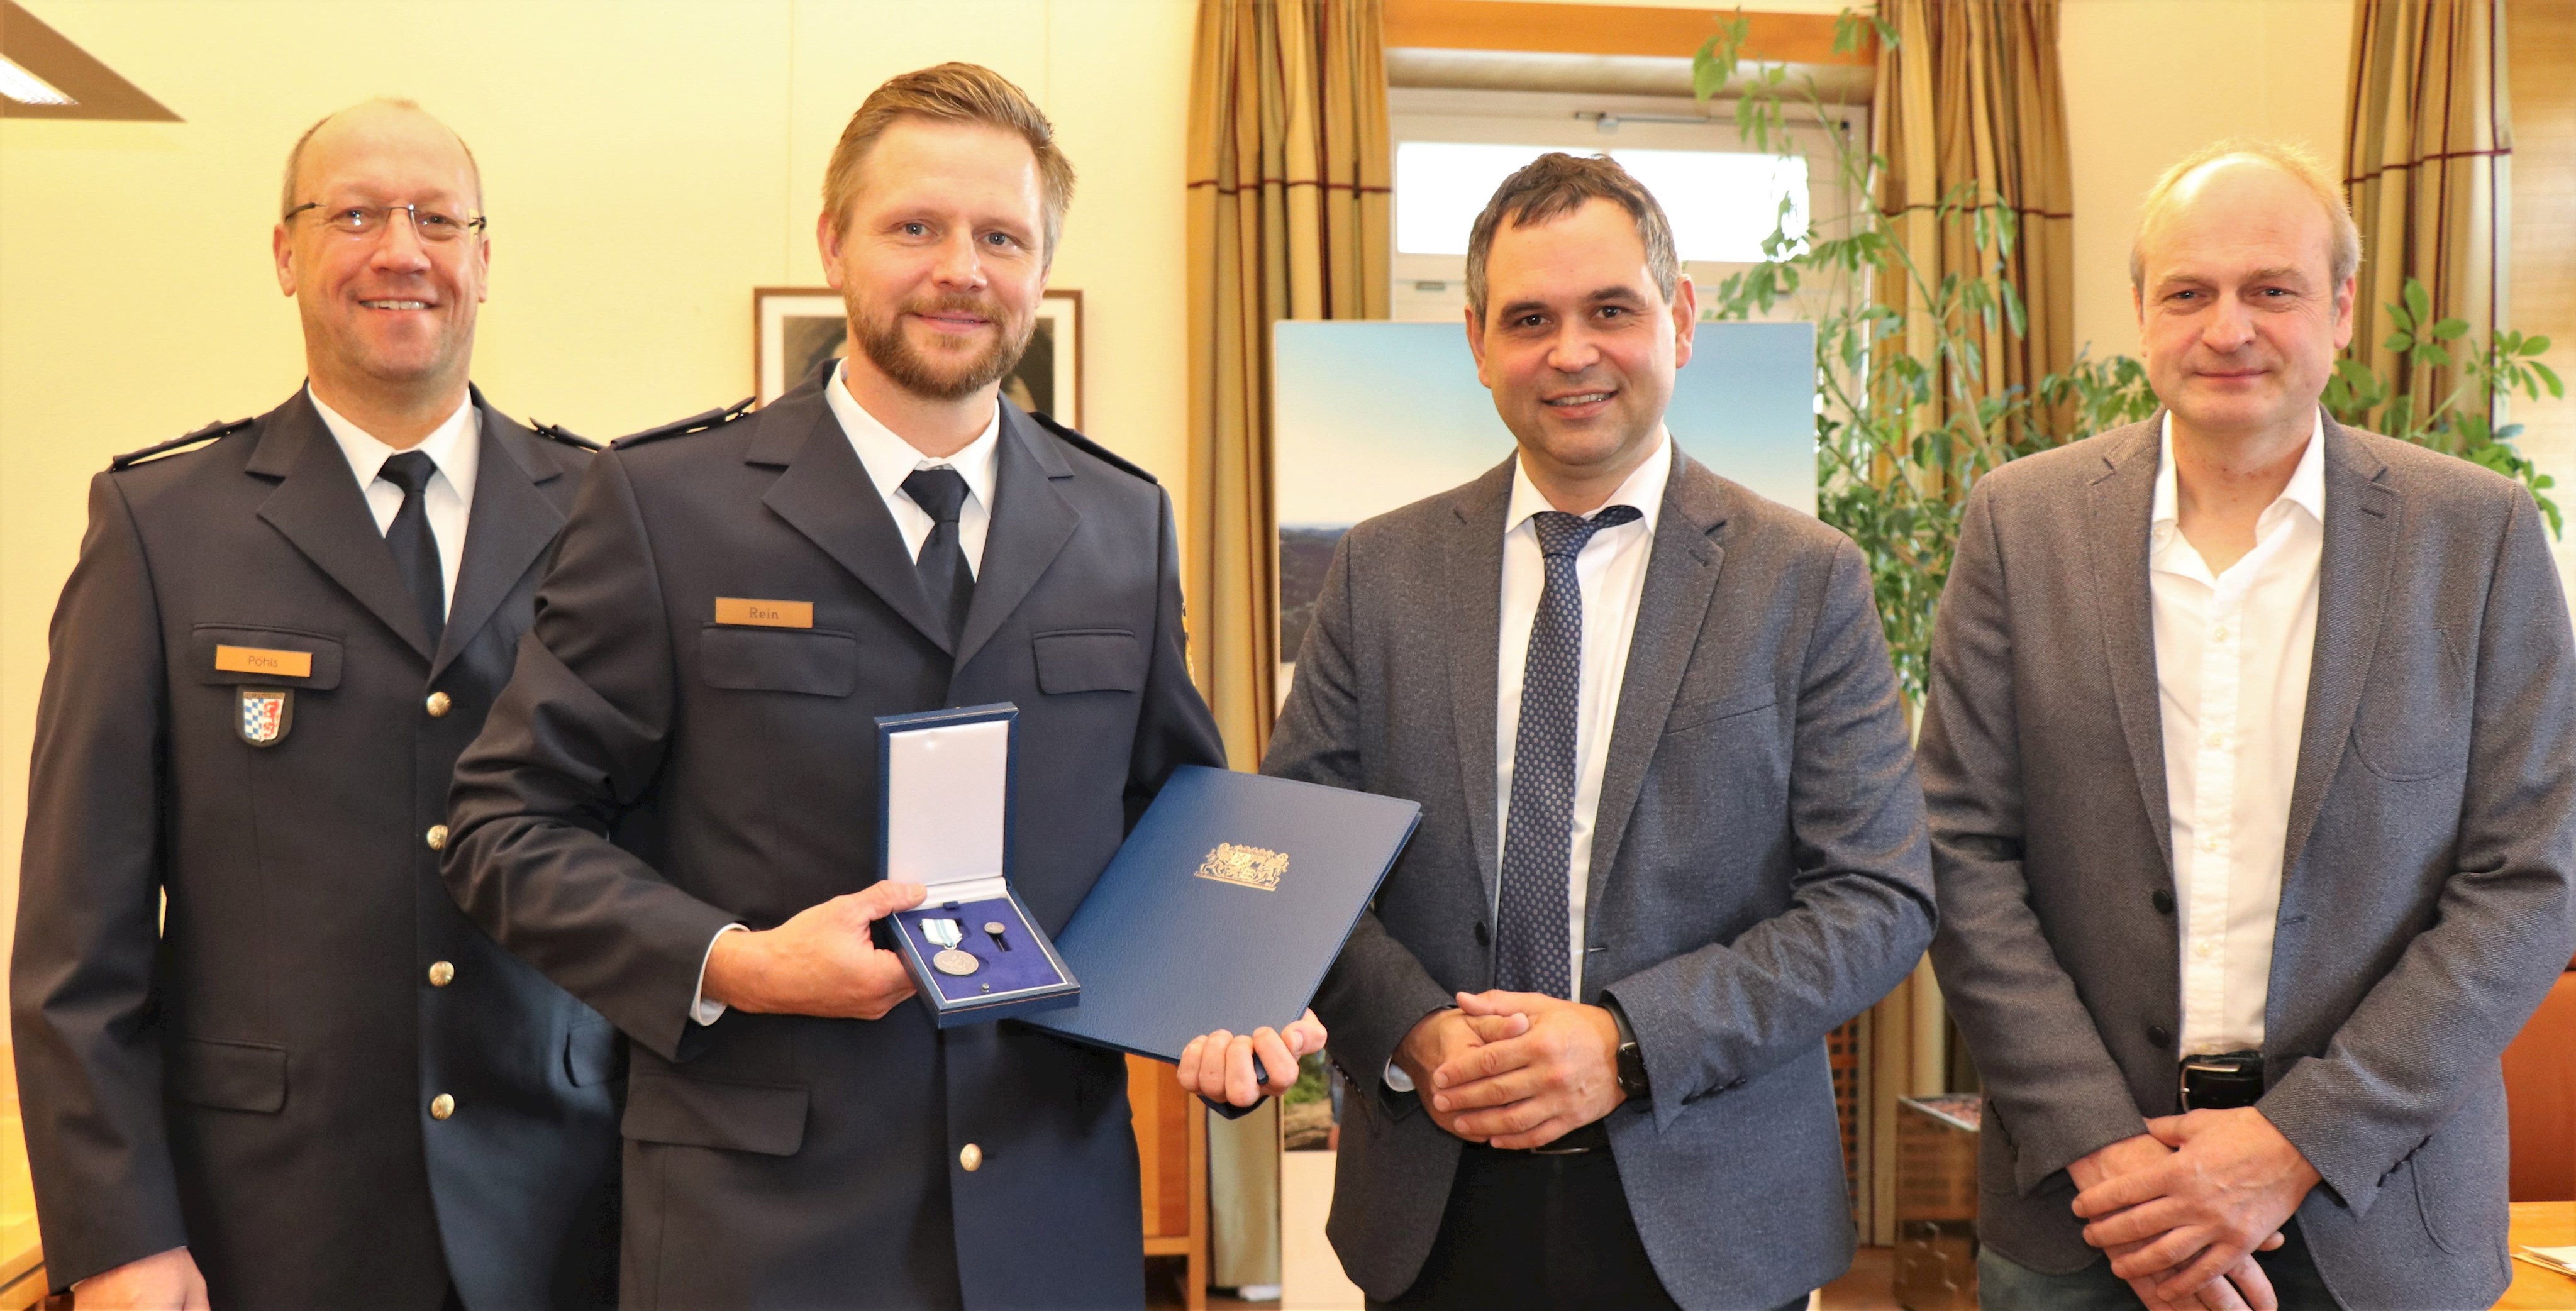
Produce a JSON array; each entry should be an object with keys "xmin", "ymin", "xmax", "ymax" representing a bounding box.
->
[
  {"xmin": 2083, "ymin": 411, "xmax": 2174, "ymax": 877},
  {"xmin": 1586, "ymin": 447, "xmax": 1730, "ymax": 917},
  {"xmin": 2284, "ymin": 411, "xmax": 2399, "ymax": 873},
  {"xmin": 438, "ymin": 388, "xmax": 570, "ymax": 680},
  {"xmin": 247, "ymin": 388, "xmax": 435, "ymax": 660},
  {"xmin": 248, "ymin": 384, "xmax": 572, "ymax": 671},
  {"xmin": 751, "ymin": 378, "xmax": 1079, "ymax": 662},
  {"xmin": 1442, "ymin": 455, "xmax": 1519, "ymax": 897},
  {"xmin": 955, "ymin": 400, "xmax": 1079, "ymax": 668}
]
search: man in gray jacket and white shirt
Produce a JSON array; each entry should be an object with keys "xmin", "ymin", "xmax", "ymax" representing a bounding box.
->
[{"xmin": 1921, "ymin": 138, "xmax": 2576, "ymax": 1310}]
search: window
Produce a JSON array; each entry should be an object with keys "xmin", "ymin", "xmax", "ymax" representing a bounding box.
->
[
  {"xmin": 1387, "ymin": 87, "xmax": 1858, "ymax": 323},
  {"xmin": 1396, "ymin": 140, "xmax": 1809, "ymax": 263}
]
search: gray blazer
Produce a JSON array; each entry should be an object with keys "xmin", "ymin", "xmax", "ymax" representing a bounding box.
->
[
  {"xmin": 1919, "ymin": 413, "xmax": 2576, "ymax": 1309},
  {"xmin": 1266, "ymin": 448, "xmax": 1935, "ymax": 1311}
]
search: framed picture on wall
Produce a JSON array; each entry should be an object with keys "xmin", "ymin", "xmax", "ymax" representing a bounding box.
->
[{"xmin": 754, "ymin": 286, "xmax": 1082, "ymax": 428}]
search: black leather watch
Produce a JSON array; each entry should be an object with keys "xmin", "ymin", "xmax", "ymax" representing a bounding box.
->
[{"xmin": 1605, "ymin": 998, "xmax": 1650, "ymax": 1103}]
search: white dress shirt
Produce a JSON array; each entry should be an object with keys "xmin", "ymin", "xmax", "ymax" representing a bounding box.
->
[
  {"xmin": 687, "ymin": 363, "xmax": 1008, "ymax": 1026},
  {"xmin": 2150, "ymin": 411, "xmax": 2324, "ymax": 1056},
  {"xmin": 311, "ymin": 387, "xmax": 479, "ymax": 617}
]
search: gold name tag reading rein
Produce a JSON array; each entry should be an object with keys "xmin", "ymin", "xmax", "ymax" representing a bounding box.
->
[
  {"xmin": 715, "ymin": 598, "xmax": 814, "ymax": 629},
  {"xmin": 213, "ymin": 644, "xmax": 313, "ymax": 678}
]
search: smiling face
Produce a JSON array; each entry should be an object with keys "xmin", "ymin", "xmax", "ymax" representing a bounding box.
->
[
  {"xmin": 271, "ymin": 102, "xmax": 486, "ymax": 406},
  {"xmin": 2133, "ymin": 156, "xmax": 2354, "ymax": 444},
  {"xmin": 819, "ymin": 118, "xmax": 1046, "ymax": 405},
  {"xmin": 1466, "ymin": 198, "xmax": 1695, "ymax": 500}
]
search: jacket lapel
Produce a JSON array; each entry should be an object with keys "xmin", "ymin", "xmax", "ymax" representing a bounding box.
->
[
  {"xmin": 2084, "ymin": 417, "xmax": 2174, "ymax": 878},
  {"xmin": 1446, "ymin": 458, "xmax": 1515, "ymax": 905},
  {"xmin": 952, "ymin": 402, "xmax": 1079, "ymax": 672},
  {"xmin": 1585, "ymin": 448, "xmax": 1726, "ymax": 922},
  {"xmin": 2280, "ymin": 418, "xmax": 2399, "ymax": 871},
  {"xmin": 249, "ymin": 390, "xmax": 435, "ymax": 661},
  {"xmin": 752, "ymin": 382, "xmax": 955, "ymax": 653},
  {"xmin": 433, "ymin": 391, "xmax": 570, "ymax": 680}
]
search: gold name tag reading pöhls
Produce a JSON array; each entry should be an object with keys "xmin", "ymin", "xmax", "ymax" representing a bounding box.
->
[
  {"xmin": 715, "ymin": 598, "xmax": 814, "ymax": 629},
  {"xmin": 214, "ymin": 644, "xmax": 313, "ymax": 678}
]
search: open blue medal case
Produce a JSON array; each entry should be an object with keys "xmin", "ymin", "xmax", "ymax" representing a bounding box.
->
[{"xmin": 877, "ymin": 704, "xmax": 1079, "ymax": 1026}]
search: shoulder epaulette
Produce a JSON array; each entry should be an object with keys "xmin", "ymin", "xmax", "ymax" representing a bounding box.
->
[
  {"xmin": 110, "ymin": 416, "xmax": 253, "ymax": 471},
  {"xmin": 611, "ymin": 396, "xmax": 755, "ymax": 450},
  {"xmin": 1027, "ymin": 410, "xmax": 1157, "ymax": 485},
  {"xmin": 526, "ymin": 418, "xmax": 602, "ymax": 451}
]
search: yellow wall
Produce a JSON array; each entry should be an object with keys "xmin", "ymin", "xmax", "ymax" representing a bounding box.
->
[
  {"xmin": 2059, "ymin": 0, "xmax": 2355, "ymax": 361},
  {"xmin": 0, "ymin": 0, "xmax": 2516, "ymax": 973},
  {"xmin": 0, "ymin": 0, "xmax": 1200, "ymax": 953}
]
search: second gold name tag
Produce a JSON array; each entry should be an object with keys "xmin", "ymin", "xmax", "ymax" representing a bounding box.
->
[
  {"xmin": 715, "ymin": 597, "xmax": 814, "ymax": 629},
  {"xmin": 213, "ymin": 644, "xmax": 314, "ymax": 678}
]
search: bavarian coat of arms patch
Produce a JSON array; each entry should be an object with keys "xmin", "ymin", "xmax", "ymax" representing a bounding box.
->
[{"xmin": 236, "ymin": 687, "xmax": 293, "ymax": 747}]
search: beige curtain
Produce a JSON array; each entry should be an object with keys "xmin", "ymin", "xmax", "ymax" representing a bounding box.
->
[
  {"xmin": 1185, "ymin": 0, "xmax": 1389, "ymax": 776},
  {"xmin": 1858, "ymin": 0, "xmax": 2072, "ymax": 1244},
  {"xmin": 1185, "ymin": 0, "xmax": 1389, "ymax": 1291},
  {"xmin": 2345, "ymin": 0, "xmax": 2509, "ymax": 420},
  {"xmin": 1872, "ymin": 0, "xmax": 2074, "ymax": 438}
]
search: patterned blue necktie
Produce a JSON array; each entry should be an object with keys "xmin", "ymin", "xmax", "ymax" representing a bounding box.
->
[{"xmin": 1494, "ymin": 504, "xmax": 1641, "ymax": 998}]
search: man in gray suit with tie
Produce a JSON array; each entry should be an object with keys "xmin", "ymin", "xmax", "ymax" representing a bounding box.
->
[
  {"xmin": 1921, "ymin": 139, "xmax": 2576, "ymax": 1310},
  {"xmin": 1265, "ymin": 152, "xmax": 1935, "ymax": 1311}
]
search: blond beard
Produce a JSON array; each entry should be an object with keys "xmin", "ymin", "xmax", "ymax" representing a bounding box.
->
[{"xmin": 848, "ymin": 293, "xmax": 1033, "ymax": 402}]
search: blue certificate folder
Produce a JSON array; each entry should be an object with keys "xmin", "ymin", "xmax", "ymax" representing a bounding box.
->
[{"xmin": 1024, "ymin": 765, "xmax": 1422, "ymax": 1063}]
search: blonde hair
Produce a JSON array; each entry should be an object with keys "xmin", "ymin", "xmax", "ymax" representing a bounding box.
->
[
  {"xmin": 821, "ymin": 63, "xmax": 1075, "ymax": 255},
  {"xmin": 280, "ymin": 98, "xmax": 481, "ymax": 218},
  {"xmin": 2130, "ymin": 138, "xmax": 2360, "ymax": 291}
]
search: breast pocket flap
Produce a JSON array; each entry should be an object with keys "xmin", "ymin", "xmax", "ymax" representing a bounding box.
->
[
  {"xmin": 1033, "ymin": 629, "xmax": 1143, "ymax": 695},
  {"xmin": 170, "ymin": 1037, "xmax": 287, "ymax": 1113},
  {"xmin": 1663, "ymin": 689, "xmax": 1779, "ymax": 736},
  {"xmin": 622, "ymin": 1070, "xmax": 808, "ymax": 1156},
  {"xmin": 699, "ymin": 624, "xmax": 860, "ymax": 697},
  {"xmin": 189, "ymin": 626, "xmax": 345, "ymax": 689}
]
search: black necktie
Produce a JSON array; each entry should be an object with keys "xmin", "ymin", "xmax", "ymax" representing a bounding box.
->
[
  {"xmin": 379, "ymin": 451, "xmax": 445, "ymax": 650},
  {"xmin": 1494, "ymin": 504, "xmax": 1641, "ymax": 998},
  {"xmin": 902, "ymin": 467, "xmax": 974, "ymax": 646}
]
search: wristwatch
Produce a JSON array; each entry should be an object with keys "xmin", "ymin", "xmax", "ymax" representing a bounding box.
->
[{"xmin": 1605, "ymin": 998, "xmax": 1650, "ymax": 1103}]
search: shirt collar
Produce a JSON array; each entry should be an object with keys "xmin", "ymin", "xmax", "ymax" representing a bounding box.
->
[
  {"xmin": 2150, "ymin": 408, "xmax": 2327, "ymax": 534},
  {"xmin": 1504, "ymin": 429, "xmax": 1672, "ymax": 539},
  {"xmin": 827, "ymin": 358, "xmax": 1002, "ymax": 513},
  {"xmin": 309, "ymin": 385, "xmax": 480, "ymax": 505}
]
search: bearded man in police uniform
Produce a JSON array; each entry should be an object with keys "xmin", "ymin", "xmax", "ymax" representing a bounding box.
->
[
  {"xmin": 13, "ymin": 100, "xmax": 618, "ymax": 1310},
  {"xmin": 443, "ymin": 64, "xmax": 1315, "ymax": 1310}
]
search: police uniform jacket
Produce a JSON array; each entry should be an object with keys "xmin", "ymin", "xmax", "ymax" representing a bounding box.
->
[
  {"xmin": 12, "ymin": 387, "xmax": 621, "ymax": 1309},
  {"xmin": 441, "ymin": 373, "xmax": 1227, "ymax": 1310}
]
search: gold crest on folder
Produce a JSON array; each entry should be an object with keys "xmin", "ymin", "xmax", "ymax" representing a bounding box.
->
[{"xmin": 1194, "ymin": 842, "xmax": 1289, "ymax": 892}]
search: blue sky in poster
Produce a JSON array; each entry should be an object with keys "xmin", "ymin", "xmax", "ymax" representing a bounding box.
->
[{"xmin": 1272, "ymin": 319, "xmax": 1817, "ymax": 530}]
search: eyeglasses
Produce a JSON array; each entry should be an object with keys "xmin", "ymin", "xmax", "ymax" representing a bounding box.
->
[{"xmin": 283, "ymin": 202, "xmax": 486, "ymax": 243}]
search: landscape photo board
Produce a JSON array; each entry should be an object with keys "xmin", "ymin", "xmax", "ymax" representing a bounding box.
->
[{"xmin": 1273, "ymin": 319, "xmax": 1818, "ymax": 677}]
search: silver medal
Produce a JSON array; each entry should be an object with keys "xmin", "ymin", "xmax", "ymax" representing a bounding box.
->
[{"xmin": 923, "ymin": 917, "xmax": 980, "ymax": 976}]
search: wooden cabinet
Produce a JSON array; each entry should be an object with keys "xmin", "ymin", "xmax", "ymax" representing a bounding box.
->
[{"xmin": 1128, "ymin": 1055, "xmax": 1208, "ymax": 1310}]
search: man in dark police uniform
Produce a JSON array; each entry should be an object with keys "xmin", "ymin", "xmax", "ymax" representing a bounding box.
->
[
  {"xmin": 443, "ymin": 63, "xmax": 1311, "ymax": 1311},
  {"xmin": 13, "ymin": 101, "xmax": 618, "ymax": 1309}
]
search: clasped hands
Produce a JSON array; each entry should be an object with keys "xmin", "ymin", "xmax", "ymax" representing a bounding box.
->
[
  {"xmin": 1394, "ymin": 990, "xmax": 1624, "ymax": 1149},
  {"xmin": 2065, "ymin": 1108, "xmax": 2323, "ymax": 1311},
  {"xmin": 704, "ymin": 881, "xmax": 1325, "ymax": 1109}
]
